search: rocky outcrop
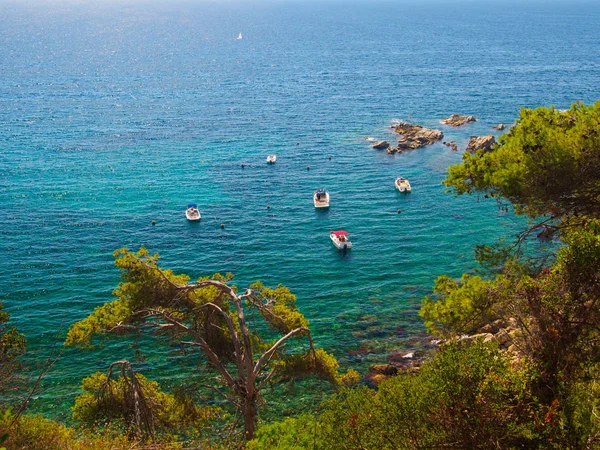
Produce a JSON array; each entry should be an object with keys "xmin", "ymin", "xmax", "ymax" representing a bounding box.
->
[
  {"xmin": 389, "ymin": 121, "xmax": 443, "ymax": 153},
  {"xmin": 442, "ymin": 114, "xmax": 477, "ymax": 127},
  {"xmin": 372, "ymin": 140, "xmax": 390, "ymax": 150},
  {"xmin": 492, "ymin": 123, "xmax": 506, "ymax": 130},
  {"xmin": 443, "ymin": 141, "xmax": 459, "ymax": 151},
  {"xmin": 466, "ymin": 135, "xmax": 496, "ymax": 153},
  {"xmin": 454, "ymin": 318, "xmax": 522, "ymax": 357}
]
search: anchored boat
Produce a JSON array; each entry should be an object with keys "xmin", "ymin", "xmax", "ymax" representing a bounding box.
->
[
  {"xmin": 395, "ymin": 177, "xmax": 412, "ymax": 193},
  {"xmin": 266, "ymin": 154, "xmax": 277, "ymax": 164},
  {"xmin": 314, "ymin": 189, "xmax": 330, "ymax": 208},
  {"xmin": 330, "ymin": 230, "xmax": 352, "ymax": 250},
  {"xmin": 185, "ymin": 204, "xmax": 201, "ymax": 221}
]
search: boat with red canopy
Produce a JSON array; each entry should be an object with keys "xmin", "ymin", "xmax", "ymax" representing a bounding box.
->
[{"xmin": 330, "ymin": 230, "xmax": 352, "ymax": 250}]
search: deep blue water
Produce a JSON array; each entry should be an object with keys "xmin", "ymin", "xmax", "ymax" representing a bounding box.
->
[{"xmin": 1, "ymin": 0, "xmax": 599, "ymax": 419}]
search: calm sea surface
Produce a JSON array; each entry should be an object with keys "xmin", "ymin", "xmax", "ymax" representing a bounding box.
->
[{"xmin": 1, "ymin": 0, "xmax": 599, "ymax": 419}]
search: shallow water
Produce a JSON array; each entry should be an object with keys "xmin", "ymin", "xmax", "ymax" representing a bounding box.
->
[{"xmin": 0, "ymin": 0, "xmax": 599, "ymax": 419}]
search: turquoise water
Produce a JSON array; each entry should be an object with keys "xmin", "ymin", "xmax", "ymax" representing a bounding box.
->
[{"xmin": 1, "ymin": 0, "xmax": 599, "ymax": 419}]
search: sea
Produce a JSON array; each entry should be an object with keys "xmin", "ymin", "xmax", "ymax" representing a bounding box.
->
[{"xmin": 0, "ymin": 0, "xmax": 599, "ymax": 421}]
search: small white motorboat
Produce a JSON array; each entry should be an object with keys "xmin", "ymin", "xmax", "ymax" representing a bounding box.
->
[
  {"xmin": 395, "ymin": 177, "xmax": 412, "ymax": 193},
  {"xmin": 266, "ymin": 154, "xmax": 277, "ymax": 164},
  {"xmin": 330, "ymin": 230, "xmax": 352, "ymax": 250},
  {"xmin": 314, "ymin": 189, "xmax": 330, "ymax": 208},
  {"xmin": 186, "ymin": 204, "xmax": 201, "ymax": 221}
]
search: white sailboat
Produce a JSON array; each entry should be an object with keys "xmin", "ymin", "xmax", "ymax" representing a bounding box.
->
[{"xmin": 237, "ymin": 33, "xmax": 242, "ymax": 40}]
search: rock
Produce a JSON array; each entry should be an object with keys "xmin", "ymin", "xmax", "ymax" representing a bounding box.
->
[
  {"xmin": 347, "ymin": 346, "xmax": 370, "ymax": 357},
  {"xmin": 537, "ymin": 226, "xmax": 556, "ymax": 240},
  {"xmin": 390, "ymin": 121, "xmax": 443, "ymax": 152},
  {"xmin": 496, "ymin": 330, "xmax": 511, "ymax": 346},
  {"xmin": 364, "ymin": 373, "xmax": 388, "ymax": 386},
  {"xmin": 369, "ymin": 364, "xmax": 398, "ymax": 376},
  {"xmin": 466, "ymin": 135, "xmax": 496, "ymax": 153},
  {"xmin": 479, "ymin": 323, "xmax": 493, "ymax": 333},
  {"xmin": 459, "ymin": 333, "xmax": 494, "ymax": 344},
  {"xmin": 441, "ymin": 114, "xmax": 477, "ymax": 127},
  {"xmin": 372, "ymin": 140, "xmax": 390, "ymax": 150},
  {"xmin": 443, "ymin": 141, "xmax": 459, "ymax": 151},
  {"xmin": 492, "ymin": 123, "xmax": 506, "ymax": 130}
]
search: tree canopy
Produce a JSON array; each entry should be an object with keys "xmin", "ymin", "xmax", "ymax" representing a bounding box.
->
[
  {"xmin": 66, "ymin": 248, "xmax": 355, "ymax": 440},
  {"xmin": 445, "ymin": 102, "xmax": 600, "ymax": 221}
]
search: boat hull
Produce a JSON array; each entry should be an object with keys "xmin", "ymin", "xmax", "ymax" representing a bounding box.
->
[
  {"xmin": 186, "ymin": 211, "xmax": 201, "ymax": 221},
  {"xmin": 330, "ymin": 233, "xmax": 352, "ymax": 250},
  {"xmin": 314, "ymin": 192, "xmax": 330, "ymax": 208},
  {"xmin": 395, "ymin": 178, "xmax": 412, "ymax": 193}
]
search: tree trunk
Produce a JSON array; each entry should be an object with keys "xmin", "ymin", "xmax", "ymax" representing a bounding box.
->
[{"xmin": 243, "ymin": 396, "xmax": 258, "ymax": 440}]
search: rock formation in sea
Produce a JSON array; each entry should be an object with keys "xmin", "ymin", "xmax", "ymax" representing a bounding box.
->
[
  {"xmin": 443, "ymin": 141, "xmax": 459, "ymax": 151},
  {"xmin": 492, "ymin": 123, "xmax": 506, "ymax": 130},
  {"xmin": 466, "ymin": 135, "xmax": 496, "ymax": 153},
  {"xmin": 441, "ymin": 114, "xmax": 477, "ymax": 126},
  {"xmin": 388, "ymin": 121, "xmax": 444, "ymax": 154},
  {"xmin": 372, "ymin": 140, "xmax": 390, "ymax": 150}
]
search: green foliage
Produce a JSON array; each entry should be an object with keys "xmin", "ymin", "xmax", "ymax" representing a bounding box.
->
[
  {"xmin": 420, "ymin": 273, "xmax": 503, "ymax": 336},
  {"xmin": 275, "ymin": 348, "xmax": 345, "ymax": 385},
  {"xmin": 0, "ymin": 304, "xmax": 25, "ymax": 363},
  {"xmin": 72, "ymin": 370, "xmax": 219, "ymax": 440},
  {"xmin": 0, "ymin": 412, "xmax": 134, "ymax": 450},
  {"xmin": 445, "ymin": 101, "xmax": 600, "ymax": 219},
  {"xmin": 0, "ymin": 301, "xmax": 26, "ymax": 404},
  {"xmin": 252, "ymin": 342, "xmax": 550, "ymax": 450},
  {"xmin": 247, "ymin": 415, "xmax": 318, "ymax": 450},
  {"xmin": 250, "ymin": 282, "xmax": 309, "ymax": 333},
  {"xmin": 66, "ymin": 247, "xmax": 344, "ymax": 441}
]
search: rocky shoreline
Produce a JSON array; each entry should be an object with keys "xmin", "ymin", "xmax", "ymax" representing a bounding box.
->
[{"xmin": 363, "ymin": 316, "xmax": 523, "ymax": 385}]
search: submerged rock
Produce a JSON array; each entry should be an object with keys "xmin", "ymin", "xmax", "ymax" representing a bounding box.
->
[
  {"xmin": 364, "ymin": 373, "xmax": 388, "ymax": 386},
  {"xmin": 441, "ymin": 114, "xmax": 477, "ymax": 127},
  {"xmin": 466, "ymin": 135, "xmax": 497, "ymax": 153},
  {"xmin": 443, "ymin": 141, "xmax": 459, "ymax": 151},
  {"xmin": 372, "ymin": 140, "xmax": 390, "ymax": 150},
  {"xmin": 370, "ymin": 364, "xmax": 398, "ymax": 376},
  {"xmin": 390, "ymin": 121, "xmax": 443, "ymax": 153}
]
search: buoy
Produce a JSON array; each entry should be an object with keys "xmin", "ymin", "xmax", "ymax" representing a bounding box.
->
[
  {"xmin": 152, "ymin": 220, "xmax": 156, "ymax": 225},
  {"xmin": 267, "ymin": 205, "xmax": 270, "ymax": 209},
  {"xmin": 397, "ymin": 209, "xmax": 401, "ymax": 214},
  {"xmin": 221, "ymin": 223, "xmax": 225, "ymax": 228}
]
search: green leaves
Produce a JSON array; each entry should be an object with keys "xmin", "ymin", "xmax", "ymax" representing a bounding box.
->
[
  {"xmin": 420, "ymin": 274, "xmax": 500, "ymax": 336},
  {"xmin": 445, "ymin": 102, "xmax": 600, "ymax": 220},
  {"xmin": 260, "ymin": 343, "xmax": 547, "ymax": 450},
  {"xmin": 72, "ymin": 367, "xmax": 219, "ymax": 440},
  {"xmin": 66, "ymin": 247, "xmax": 343, "ymax": 441},
  {"xmin": 250, "ymin": 282, "xmax": 309, "ymax": 333}
]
